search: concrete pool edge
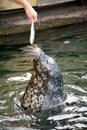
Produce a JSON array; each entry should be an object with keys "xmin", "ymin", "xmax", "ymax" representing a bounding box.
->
[{"xmin": 0, "ymin": 2, "xmax": 87, "ymax": 36}]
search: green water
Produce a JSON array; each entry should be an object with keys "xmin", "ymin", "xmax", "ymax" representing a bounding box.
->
[{"xmin": 0, "ymin": 23, "xmax": 87, "ymax": 130}]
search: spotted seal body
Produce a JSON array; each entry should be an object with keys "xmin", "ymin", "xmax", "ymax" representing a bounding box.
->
[{"xmin": 21, "ymin": 46, "xmax": 66, "ymax": 113}]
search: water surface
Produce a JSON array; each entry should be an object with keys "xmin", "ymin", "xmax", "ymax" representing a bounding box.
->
[{"xmin": 0, "ymin": 23, "xmax": 87, "ymax": 130}]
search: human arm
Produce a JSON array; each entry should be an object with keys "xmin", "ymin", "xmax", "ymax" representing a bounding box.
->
[{"xmin": 9, "ymin": 0, "xmax": 37, "ymax": 23}]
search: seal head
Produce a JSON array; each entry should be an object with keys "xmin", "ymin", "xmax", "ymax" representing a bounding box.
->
[{"xmin": 21, "ymin": 46, "xmax": 66, "ymax": 113}]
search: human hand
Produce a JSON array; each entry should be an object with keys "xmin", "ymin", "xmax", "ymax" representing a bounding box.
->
[
  {"xmin": 9, "ymin": 0, "xmax": 37, "ymax": 23},
  {"xmin": 25, "ymin": 5, "xmax": 37, "ymax": 23}
]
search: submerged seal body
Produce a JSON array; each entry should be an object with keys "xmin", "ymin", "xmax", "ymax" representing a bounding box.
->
[{"xmin": 21, "ymin": 46, "xmax": 66, "ymax": 113}]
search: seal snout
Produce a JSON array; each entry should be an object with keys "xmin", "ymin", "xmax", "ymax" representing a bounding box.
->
[{"xmin": 24, "ymin": 46, "xmax": 41, "ymax": 58}]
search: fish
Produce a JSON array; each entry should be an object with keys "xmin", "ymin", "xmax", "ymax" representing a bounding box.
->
[
  {"xmin": 30, "ymin": 23, "xmax": 35, "ymax": 44},
  {"xmin": 21, "ymin": 46, "xmax": 66, "ymax": 113}
]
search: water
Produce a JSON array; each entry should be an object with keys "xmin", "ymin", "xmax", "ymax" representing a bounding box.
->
[{"xmin": 0, "ymin": 23, "xmax": 87, "ymax": 130}]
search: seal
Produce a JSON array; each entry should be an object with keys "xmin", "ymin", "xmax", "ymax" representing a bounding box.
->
[{"xmin": 21, "ymin": 46, "xmax": 66, "ymax": 113}]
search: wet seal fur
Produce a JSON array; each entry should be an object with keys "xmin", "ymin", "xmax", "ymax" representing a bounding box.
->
[{"xmin": 21, "ymin": 46, "xmax": 66, "ymax": 113}]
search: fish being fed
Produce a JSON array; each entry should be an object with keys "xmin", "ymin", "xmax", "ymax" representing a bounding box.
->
[
  {"xmin": 21, "ymin": 46, "xmax": 66, "ymax": 113},
  {"xmin": 30, "ymin": 23, "xmax": 35, "ymax": 44}
]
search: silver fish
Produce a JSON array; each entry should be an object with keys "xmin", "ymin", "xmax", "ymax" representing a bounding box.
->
[{"xmin": 30, "ymin": 23, "xmax": 35, "ymax": 44}]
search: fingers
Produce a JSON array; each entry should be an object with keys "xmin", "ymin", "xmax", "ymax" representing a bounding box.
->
[
  {"xmin": 25, "ymin": 6, "xmax": 37, "ymax": 23},
  {"xmin": 30, "ymin": 11, "xmax": 37, "ymax": 23},
  {"xmin": 30, "ymin": 15, "xmax": 37, "ymax": 23}
]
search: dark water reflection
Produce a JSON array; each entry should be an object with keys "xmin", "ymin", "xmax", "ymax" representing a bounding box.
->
[{"xmin": 0, "ymin": 23, "xmax": 87, "ymax": 130}]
